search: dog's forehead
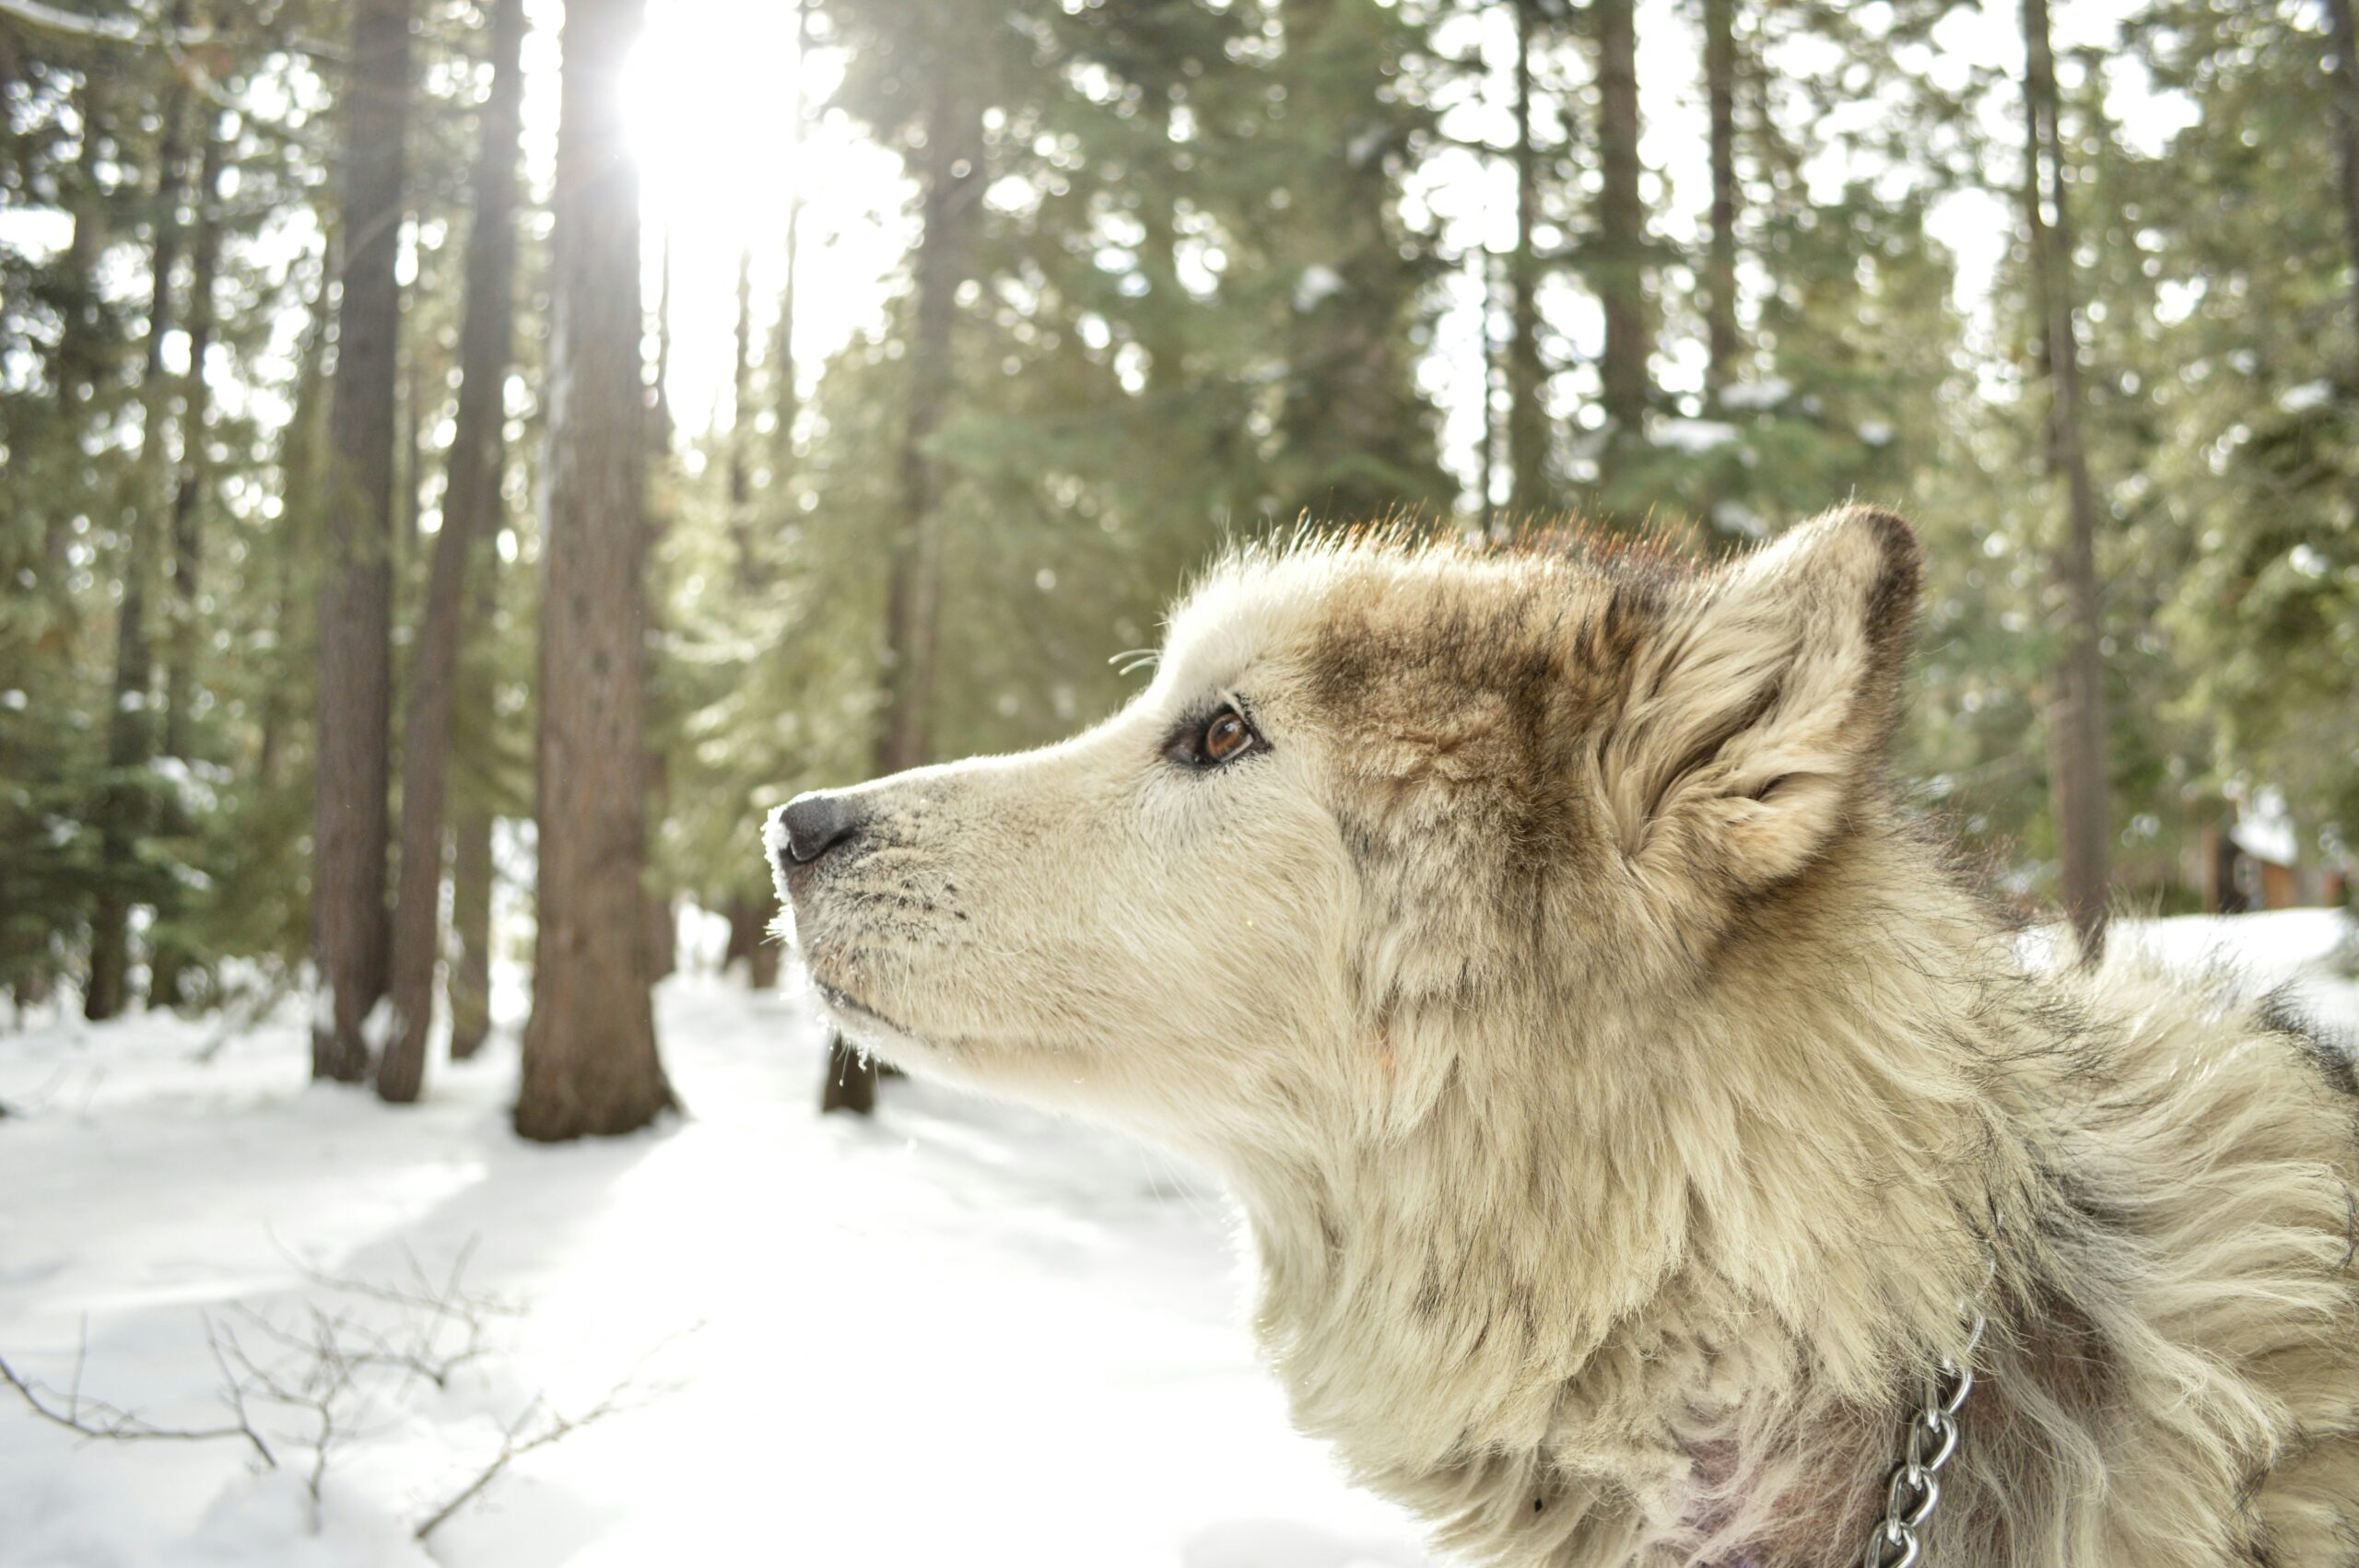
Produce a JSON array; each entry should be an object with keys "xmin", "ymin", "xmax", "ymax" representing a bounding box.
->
[
  {"xmin": 1155, "ymin": 552, "xmax": 1338, "ymax": 697},
  {"xmin": 1156, "ymin": 543, "xmax": 1635, "ymax": 707}
]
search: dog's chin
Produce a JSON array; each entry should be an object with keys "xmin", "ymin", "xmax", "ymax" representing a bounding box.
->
[{"xmin": 811, "ymin": 979, "xmax": 931, "ymax": 1055}]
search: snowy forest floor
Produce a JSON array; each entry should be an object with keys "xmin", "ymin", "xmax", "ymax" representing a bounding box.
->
[{"xmin": 4, "ymin": 911, "xmax": 2355, "ymax": 1568}]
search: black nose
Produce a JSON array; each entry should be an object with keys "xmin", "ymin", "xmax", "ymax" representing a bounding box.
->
[{"xmin": 779, "ymin": 790, "xmax": 863, "ymax": 867}]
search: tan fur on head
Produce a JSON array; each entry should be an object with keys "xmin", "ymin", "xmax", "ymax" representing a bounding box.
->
[{"xmin": 772, "ymin": 508, "xmax": 2359, "ymax": 1567}]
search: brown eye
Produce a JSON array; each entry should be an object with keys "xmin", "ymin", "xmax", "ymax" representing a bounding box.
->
[
  {"xmin": 1203, "ymin": 709, "xmax": 1253, "ymax": 764},
  {"xmin": 1162, "ymin": 702, "xmax": 1264, "ymax": 768}
]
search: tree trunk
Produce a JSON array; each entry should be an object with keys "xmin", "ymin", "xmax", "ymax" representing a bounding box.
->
[
  {"xmin": 88, "ymin": 7, "xmax": 194, "ymax": 1021},
  {"xmin": 46, "ymin": 72, "xmax": 111, "ymax": 602},
  {"xmin": 727, "ymin": 242, "xmax": 756, "ymax": 571},
  {"xmin": 772, "ymin": 0, "xmax": 815, "ymax": 470},
  {"xmin": 161, "ymin": 111, "xmax": 228, "ymax": 770},
  {"xmin": 710, "ymin": 252, "xmax": 770, "ymax": 990},
  {"xmin": 379, "ymin": 0, "xmax": 526, "ymax": 1104},
  {"xmin": 262, "ymin": 246, "xmax": 338, "ymax": 792},
  {"xmin": 827, "ymin": 80, "xmax": 983, "ymax": 1115},
  {"xmin": 640, "ymin": 228, "xmax": 678, "ymax": 984},
  {"xmin": 1702, "ymin": 0, "xmax": 1740, "ymax": 403},
  {"xmin": 2022, "ymin": 0, "xmax": 2109, "ymax": 960},
  {"xmin": 447, "ymin": 810, "xmax": 495, "ymax": 1058},
  {"xmin": 147, "ymin": 105, "xmax": 232, "ymax": 1012},
  {"xmin": 722, "ymin": 896, "xmax": 779, "ymax": 989},
  {"xmin": 311, "ymin": 0, "xmax": 415, "ymax": 1080},
  {"xmin": 1592, "ymin": 0, "xmax": 1648, "ymax": 481},
  {"xmin": 401, "ymin": 329, "xmax": 426, "ymax": 571},
  {"xmin": 1505, "ymin": 0, "xmax": 1548, "ymax": 518},
  {"xmin": 515, "ymin": 0, "xmax": 675, "ymax": 1141},
  {"xmin": 2327, "ymin": 0, "xmax": 2359, "ymax": 377},
  {"xmin": 875, "ymin": 87, "xmax": 980, "ymax": 782},
  {"xmin": 1139, "ymin": 82, "xmax": 1190, "ymax": 395},
  {"xmin": 1480, "ymin": 250, "xmax": 1500, "ymax": 515},
  {"xmin": 449, "ymin": 512, "xmax": 501, "ymax": 1062}
]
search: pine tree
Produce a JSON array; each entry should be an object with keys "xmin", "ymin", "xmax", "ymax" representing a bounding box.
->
[
  {"xmin": 1590, "ymin": 0, "xmax": 1649, "ymax": 494},
  {"xmin": 2022, "ymin": 0, "xmax": 2111, "ymax": 957},
  {"xmin": 87, "ymin": 0, "xmax": 196, "ymax": 1020},
  {"xmin": 311, "ymin": 0, "xmax": 416, "ymax": 1078},
  {"xmin": 1701, "ymin": 0, "xmax": 1741, "ymax": 403},
  {"xmin": 1504, "ymin": 0, "xmax": 1560, "ymax": 516},
  {"xmin": 515, "ymin": 0, "xmax": 675, "ymax": 1141},
  {"xmin": 380, "ymin": 0, "xmax": 527, "ymax": 1104}
]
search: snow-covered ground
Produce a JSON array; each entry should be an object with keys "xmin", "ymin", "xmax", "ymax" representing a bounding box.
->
[{"xmin": 2, "ymin": 910, "xmax": 2353, "ymax": 1568}]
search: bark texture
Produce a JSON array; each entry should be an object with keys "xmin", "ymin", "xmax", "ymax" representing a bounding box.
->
[
  {"xmin": 2022, "ymin": 0, "xmax": 2110, "ymax": 959},
  {"xmin": 874, "ymin": 86, "xmax": 981, "ymax": 783},
  {"xmin": 2329, "ymin": 0, "xmax": 2359, "ymax": 373},
  {"xmin": 515, "ymin": 0, "xmax": 675, "ymax": 1141},
  {"xmin": 448, "ymin": 511, "xmax": 500, "ymax": 1062},
  {"xmin": 380, "ymin": 0, "xmax": 526, "ymax": 1103},
  {"xmin": 641, "ymin": 229, "xmax": 676, "ymax": 985},
  {"xmin": 447, "ymin": 810, "xmax": 494, "ymax": 1059},
  {"xmin": 46, "ymin": 73, "xmax": 111, "ymax": 600},
  {"xmin": 311, "ymin": 0, "xmax": 414, "ymax": 1078},
  {"xmin": 772, "ymin": 0, "xmax": 808, "ymax": 469},
  {"xmin": 726, "ymin": 243, "xmax": 755, "ymax": 559},
  {"xmin": 1592, "ymin": 0, "xmax": 1648, "ymax": 475},
  {"xmin": 261, "ymin": 249, "xmax": 337, "ymax": 792},
  {"xmin": 722, "ymin": 898, "xmax": 780, "ymax": 989},
  {"xmin": 1702, "ymin": 0, "xmax": 1740, "ymax": 402},
  {"xmin": 1505, "ymin": 0, "xmax": 1548, "ymax": 517}
]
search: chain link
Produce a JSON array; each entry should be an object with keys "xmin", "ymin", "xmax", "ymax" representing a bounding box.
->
[{"xmin": 1859, "ymin": 1310, "xmax": 1985, "ymax": 1568}]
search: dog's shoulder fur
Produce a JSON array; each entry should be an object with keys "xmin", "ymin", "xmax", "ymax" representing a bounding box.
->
[{"xmin": 780, "ymin": 509, "xmax": 2359, "ymax": 1567}]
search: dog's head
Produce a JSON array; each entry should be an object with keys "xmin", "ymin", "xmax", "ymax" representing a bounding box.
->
[{"xmin": 770, "ymin": 507, "xmax": 1919, "ymax": 1151}]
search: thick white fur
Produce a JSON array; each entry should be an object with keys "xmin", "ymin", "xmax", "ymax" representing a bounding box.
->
[{"xmin": 775, "ymin": 510, "xmax": 2359, "ymax": 1566}]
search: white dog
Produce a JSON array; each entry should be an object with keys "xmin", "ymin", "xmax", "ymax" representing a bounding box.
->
[{"xmin": 771, "ymin": 509, "xmax": 2359, "ymax": 1567}]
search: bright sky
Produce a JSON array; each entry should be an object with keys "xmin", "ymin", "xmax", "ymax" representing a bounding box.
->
[
  {"xmin": 614, "ymin": 0, "xmax": 907, "ymax": 446},
  {"xmin": 607, "ymin": 0, "xmax": 2196, "ymax": 507}
]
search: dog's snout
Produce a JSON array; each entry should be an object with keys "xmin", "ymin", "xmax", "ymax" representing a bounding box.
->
[{"xmin": 779, "ymin": 790, "xmax": 864, "ymax": 868}]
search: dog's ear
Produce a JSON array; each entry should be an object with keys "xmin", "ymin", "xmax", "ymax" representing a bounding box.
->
[{"xmin": 1600, "ymin": 506, "xmax": 1920, "ymax": 889}]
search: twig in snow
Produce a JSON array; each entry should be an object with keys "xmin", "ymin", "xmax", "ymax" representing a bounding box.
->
[
  {"xmin": 0, "ymin": 1327, "xmax": 277, "ymax": 1468},
  {"xmin": 412, "ymin": 1326, "xmax": 695, "ymax": 1541},
  {"xmin": 3, "ymin": 1256, "xmax": 688, "ymax": 1540}
]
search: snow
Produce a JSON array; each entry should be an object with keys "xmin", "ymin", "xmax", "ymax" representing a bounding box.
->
[
  {"xmin": 2110, "ymin": 908, "xmax": 2358, "ymax": 1025},
  {"xmin": 2231, "ymin": 786, "xmax": 2301, "ymax": 869},
  {"xmin": 5, "ymin": 913, "xmax": 2353, "ymax": 1567},
  {"xmin": 2278, "ymin": 380, "xmax": 2332, "ymax": 415},
  {"xmin": 0, "ymin": 976, "xmax": 1433, "ymax": 1568},
  {"xmin": 1293, "ymin": 265, "xmax": 1345, "ymax": 313},
  {"xmin": 148, "ymin": 756, "xmax": 235, "ymax": 817},
  {"xmin": 1651, "ymin": 417, "xmax": 1741, "ymax": 455},
  {"xmin": 1718, "ymin": 376, "xmax": 1792, "ymax": 411},
  {"xmin": 1711, "ymin": 501, "xmax": 1768, "ymax": 540}
]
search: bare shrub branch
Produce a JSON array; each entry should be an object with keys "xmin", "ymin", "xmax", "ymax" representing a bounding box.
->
[
  {"xmin": 1, "ymin": 1321, "xmax": 276, "ymax": 1468},
  {"xmin": 1, "ymin": 1246, "xmax": 685, "ymax": 1540}
]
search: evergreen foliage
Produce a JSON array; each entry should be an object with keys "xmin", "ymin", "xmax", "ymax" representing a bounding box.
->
[{"xmin": 1, "ymin": 0, "xmax": 2353, "ymax": 1031}]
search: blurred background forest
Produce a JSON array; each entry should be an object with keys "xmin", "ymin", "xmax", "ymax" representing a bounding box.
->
[{"xmin": 2, "ymin": 0, "xmax": 2355, "ymax": 1128}]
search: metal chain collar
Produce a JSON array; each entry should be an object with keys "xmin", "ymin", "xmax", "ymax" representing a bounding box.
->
[{"xmin": 1859, "ymin": 1309, "xmax": 1986, "ymax": 1568}]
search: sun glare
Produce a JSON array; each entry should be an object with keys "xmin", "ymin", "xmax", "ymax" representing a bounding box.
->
[{"xmin": 620, "ymin": 0, "xmax": 910, "ymax": 439}]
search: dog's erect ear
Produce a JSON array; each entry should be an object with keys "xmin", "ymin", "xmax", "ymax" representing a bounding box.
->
[{"xmin": 1600, "ymin": 506, "xmax": 1921, "ymax": 889}]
